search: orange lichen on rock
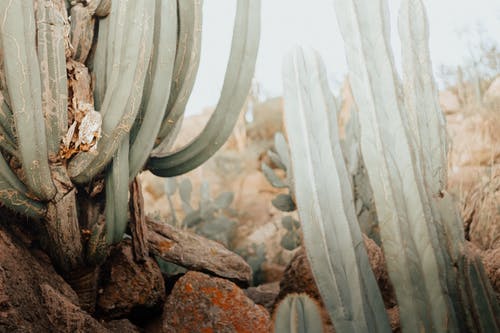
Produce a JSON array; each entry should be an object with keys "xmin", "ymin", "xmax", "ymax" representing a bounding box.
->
[{"xmin": 162, "ymin": 271, "xmax": 270, "ymax": 333}]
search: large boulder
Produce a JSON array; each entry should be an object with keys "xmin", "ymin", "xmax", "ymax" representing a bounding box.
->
[
  {"xmin": 97, "ymin": 241, "xmax": 165, "ymax": 320},
  {"xmin": 0, "ymin": 223, "xmax": 109, "ymax": 333},
  {"xmin": 161, "ymin": 271, "xmax": 271, "ymax": 333}
]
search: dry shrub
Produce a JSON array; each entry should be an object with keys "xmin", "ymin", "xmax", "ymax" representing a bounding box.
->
[{"xmin": 447, "ymin": 111, "xmax": 500, "ymax": 168}]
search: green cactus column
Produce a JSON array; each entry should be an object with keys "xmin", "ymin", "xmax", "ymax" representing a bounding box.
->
[{"xmin": 282, "ymin": 46, "xmax": 390, "ymax": 333}]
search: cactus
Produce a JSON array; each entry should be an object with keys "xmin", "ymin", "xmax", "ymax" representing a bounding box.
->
[
  {"xmin": 283, "ymin": 47, "xmax": 390, "ymax": 332},
  {"xmin": 0, "ymin": 0, "xmax": 260, "ymax": 309},
  {"xmin": 280, "ymin": 0, "xmax": 498, "ymax": 331},
  {"xmin": 273, "ymin": 293, "xmax": 324, "ymax": 333}
]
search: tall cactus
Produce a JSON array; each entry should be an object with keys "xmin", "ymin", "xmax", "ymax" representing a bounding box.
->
[
  {"xmin": 0, "ymin": 0, "xmax": 260, "ymax": 309},
  {"xmin": 280, "ymin": 0, "xmax": 498, "ymax": 331},
  {"xmin": 331, "ymin": 0, "xmax": 499, "ymax": 331},
  {"xmin": 283, "ymin": 47, "xmax": 390, "ymax": 332}
]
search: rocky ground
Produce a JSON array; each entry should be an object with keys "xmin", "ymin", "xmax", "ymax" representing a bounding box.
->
[{"xmin": 0, "ymin": 77, "xmax": 499, "ymax": 332}]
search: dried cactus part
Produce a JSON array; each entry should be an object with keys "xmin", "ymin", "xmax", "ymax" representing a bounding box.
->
[
  {"xmin": 68, "ymin": 0, "xmax": 155, "ymax": 184},
  {"xmin": 69, "ymin": 3, "xmax": 95, "ymax": 63}
]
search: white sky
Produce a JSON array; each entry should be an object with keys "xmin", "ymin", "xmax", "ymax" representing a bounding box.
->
[{"xmin": 186, "ymin": 0, "xmax": 500, "ymax": 115}]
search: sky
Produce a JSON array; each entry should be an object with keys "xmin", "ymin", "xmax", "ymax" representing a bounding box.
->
[{"xmin": 186, "ymin": 0, "xmax": 500, "ymax": 115}]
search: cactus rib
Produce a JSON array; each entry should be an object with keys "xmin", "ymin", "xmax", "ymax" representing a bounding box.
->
[
  {"xmin": 36, "ymin": 0, "xmax": 69, "ymax": 157},
  {"xmin": 155, "ymin": 0, "xmax": 203, "ymax": 146},
  {"xmin": 105, "ymin": 137, "xmax": 129, "ymax": 244},
  {"xmin": 147, "ymin": 0, "xmax": 261, "ymax": 177},
  {"xmin": 283, "ymin": 46, "xmax": 390, "ymax": 332},
  {"xmin": 273, "ymin": 294, "xmax": 324, "ymax": 333}
]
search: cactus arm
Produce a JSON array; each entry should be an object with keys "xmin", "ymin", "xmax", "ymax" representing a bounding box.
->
[
  {"xmin": 155, "ymin": 0, "xmax": 203, "ymax": 145},
  {"xmin": 282, "ymin": 46, "xmax": 390, "ymax": 333},
  {"xmin": 333, "ymin": 0, "xmax": 458, "ymax": 330},
  {"xmin": 273, "ymin": 294, "xmax": 324, "ymax": 333},
  {"xmin": 0, "ymin": 0, "xmax": 56, "ymax": 200},
  {"xmin": 68, "ymin": 0, "xmax": 155, "ymax": 184},
  {"xmin": 128, "ymin": 0, "xmax": 177, "ymax": 180},
  {"xmin": 36, "ymin": 0, "xmax": 69, "ymax": 157},
  {"xmin": 398, "ymin": 0, "xmax": 448, "ymax": 195},
  {"xmin": 147, "ymin": 0, "xmax": 261, "ymax": 177},
  {"xmin": 105, "ymin": 137, "xmax": 129, "ymax": 244}
]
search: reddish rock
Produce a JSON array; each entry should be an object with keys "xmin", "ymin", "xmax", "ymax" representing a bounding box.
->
[
  {"xmin": 97, "ymin": 241, "xmax": 165, "ymax": 319},
  {"xmin": 162, "ymin": 271, "xmax": 271, "ymax": 333},
  {"xmin": 245, "ymin": 281, "xmax": 280, "ymax": 313},
  {"xmin": 0, "ymin": 223, "xmax": 109, "ymax": 332}
]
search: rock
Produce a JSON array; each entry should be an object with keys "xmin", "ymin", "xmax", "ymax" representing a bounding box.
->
[
  {"xmin": 97, "ymin": 240, "xmax": 165, "ymax": 320},
  {"xmin": 39, "ymin": 283, "xmax": 109, "ymax": 333},
  {"xmin": 0, "ymin": 223, "xmax": 108, "ymax": 332},
  {"xmin": 362, "ymin": 235, "xmax": 397, "ymax": 307},
  {"xmin": 275, "ymin": 247, "xmax": 334, "ymax": 332},
  {"xmin": 276, "ymin": 247, "xmax": 321, "ymax": 303},
  {"xmin": 161, "ymin": 271, "xmax": 271, "ymax": 333},
  {"xmin": 104, "ymin": 319, "xmax": 141, "ymax": 333},
  {"xmin": 245, "ymin": 282, "xmax": 280, "ymax": 313},
  {"xmin": 147, "ymin": 218, "xmax": 252, "ymax": 285}
]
